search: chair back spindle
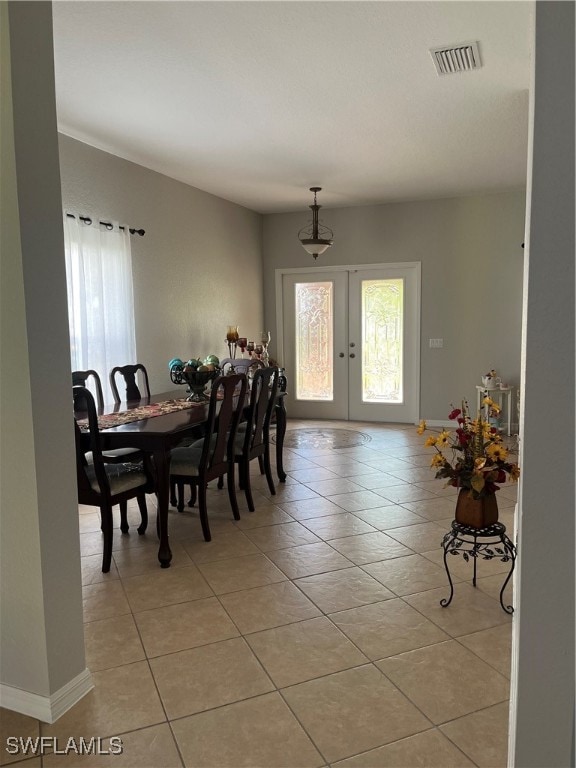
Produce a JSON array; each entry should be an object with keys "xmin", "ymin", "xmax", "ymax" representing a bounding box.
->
[
  {"xmin": 242, "ymin": 367, "xmax": 279, "ymax": 456},
  {"xmin": 110, "ymin": 363, "xmax": 151, "ymax": 403},
  {"xmin": 233, "ymin": 367, "xmax": 279, "ymax": 511},
  {"xmin": 202, "ymin": 374, "xmax": 248, "ymax": 477},
  {"xmin": 72, "ymin": 369, "xmax": 105, "ymax": 410}
]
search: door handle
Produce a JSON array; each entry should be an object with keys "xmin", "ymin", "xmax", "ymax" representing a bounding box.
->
[
  {"xmin": 338, "ymin": 352, "xmax": 345, "ymax": 358},
  {"xmin": 349, "ymin": 353, "xmax": 355, "ymax": 359},
  {"xmin": 349, "ymin": 342, "xmax": 356, "ymax": 348}
]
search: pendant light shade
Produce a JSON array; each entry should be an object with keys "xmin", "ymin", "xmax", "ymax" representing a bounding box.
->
[{"xmin": 298, "ymin": 187, "xmax": 333, "ymax": 260}]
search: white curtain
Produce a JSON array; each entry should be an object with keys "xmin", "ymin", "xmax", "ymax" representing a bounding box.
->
[{"xmin": 64, "ymin": 214, "xmax": 137, "ymax": 403}]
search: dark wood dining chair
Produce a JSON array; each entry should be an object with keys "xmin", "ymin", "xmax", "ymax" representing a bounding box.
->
[
  {"xmin": 73, "ymin": 367, "xmax": 145, "ymax": 467},
  {"xmin": 72, "ymin": 369, "xmax": 105, "ymax": 410},
  {"xmin": 226, "ymin": 366, "xmax": 279, "ymax": 511},
  {"xmin": 220, "ymin": 358, "xmax": 265, "ymax": 376},
  {"xmin": 169, "ymin": 373, "xmax": 248, "ymax": 541},
  {"xmin": 73, "ymin": 386, "xmax": 155, "ymax": 573},
  {"xmin": 109, "ymin": 363, "xmax": 151, "ymax": 404}
]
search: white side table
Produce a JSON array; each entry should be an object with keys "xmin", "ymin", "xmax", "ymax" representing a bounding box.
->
[{"xmin": 475, "ymin": 385, "xmax": 514, "ymax": 436}]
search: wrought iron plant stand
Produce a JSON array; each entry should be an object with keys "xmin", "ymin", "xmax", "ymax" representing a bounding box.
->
[{"xmin": 440, "ymin": 520, "xmax": 517, "ymax": 614}]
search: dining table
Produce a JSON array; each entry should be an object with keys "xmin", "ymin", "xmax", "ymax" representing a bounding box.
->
[{"xmin": 80, "ymin": 387, "xmax": 287, "ymax": 568}]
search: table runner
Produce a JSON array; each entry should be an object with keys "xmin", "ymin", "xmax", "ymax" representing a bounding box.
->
[{"xmin": 77, "ymin": 398, "xmax": 204, "ymax": 431}]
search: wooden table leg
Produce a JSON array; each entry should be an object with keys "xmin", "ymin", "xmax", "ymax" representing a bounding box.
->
[
  {"xmin": 275, "ymin": 400, "xmax": 287, "ymax": 483},
  {"xmin": 153, "ymin": 449, "xmax": 173, "ymax": 567}
]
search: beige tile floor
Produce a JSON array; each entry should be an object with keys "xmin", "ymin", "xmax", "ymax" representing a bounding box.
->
[{"xmin": 1, "ymin": 419, "xmax": 519, "ymax": 768}]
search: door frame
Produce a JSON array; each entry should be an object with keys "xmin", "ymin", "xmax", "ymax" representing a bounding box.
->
[{"xmin": 275, "ymin": 262, "xmax": 422, "ymax": 424}]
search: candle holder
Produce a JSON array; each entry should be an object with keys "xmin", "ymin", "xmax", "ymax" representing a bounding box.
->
[
  {"xmin": 260, "ymin": 331, "xmax": 271, "ymax": 365},
  {"xmin": 225, "ymin": 326, "xmax": 240, "ymax": 374},
  {"xmin": 226, "ymin": 325, "xmax": 239, "ymax": 361}
]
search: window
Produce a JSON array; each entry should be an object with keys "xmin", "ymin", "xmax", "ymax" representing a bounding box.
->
[
  {"xmin": 295, "ymin": 281, "xmax": 334, "ymax": 401},
  {"xmin": 361, "ymin": 278, "xmax": 404, "ymax": 403},
  {"xmin": 63, "ymin": 214, "xmax": 136, "ymax": 402}
]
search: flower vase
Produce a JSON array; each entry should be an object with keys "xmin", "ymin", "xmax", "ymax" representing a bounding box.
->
[{"xmin": 455, "ymin": 489, "xmax": 498, "ymax": 529}]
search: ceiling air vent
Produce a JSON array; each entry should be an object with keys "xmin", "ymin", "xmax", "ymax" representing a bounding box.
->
[{"xmin": 430, "ymin": 41, "xmax": 482, "ymax": 75}]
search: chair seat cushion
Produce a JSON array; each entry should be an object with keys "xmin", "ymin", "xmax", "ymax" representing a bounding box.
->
[
  {"xmin": 234, "ymin": 428, "xmax": 266, "ymax": 457},
  {"xmin": 85, "ymin": 462, "xmax": 148, "ymax": 495},
  {"xmin": 85, "ymin": 447, "xmax": 142, "ymax": 465},
  {"xmin": 169, "ymin": 439, "xmax": 205, "ymax": 477},
  {"xmin": 103, "ymin": 447, "xmax": 142, "ymax": 460}
]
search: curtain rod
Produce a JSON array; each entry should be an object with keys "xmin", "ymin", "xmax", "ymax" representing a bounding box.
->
[{"xmin": 66, "ymin": 213, "xmax": 145, "ymax": 237}]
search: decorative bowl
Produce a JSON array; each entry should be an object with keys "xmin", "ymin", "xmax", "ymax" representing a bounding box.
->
[{"xmin": 170, "ymin": 364, "xmax": 220, "ymax": 402}]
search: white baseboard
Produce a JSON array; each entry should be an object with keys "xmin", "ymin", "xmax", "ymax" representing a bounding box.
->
[{"xmin": 0, "ymin": 667, "xmax": 93, "ymax": 723}]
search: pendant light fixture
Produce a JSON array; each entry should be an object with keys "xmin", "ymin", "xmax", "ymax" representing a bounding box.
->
[{"xmin": 298, "ymin": 187, "xmax": 333, "ymax": 260}]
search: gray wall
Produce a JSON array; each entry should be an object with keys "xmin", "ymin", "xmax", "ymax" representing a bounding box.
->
[
  {"xmin": 510, "ymin": 2, "xmax": 575, "ymax": 766},
  {"xmin": 1, "ymin": 0, "xmax": 86, "ymax": 705},
  {"xmin": 263, "ymin": 191, "xmax": 526, "ymax": 422},
  {"xmin": 58, "ymin": 134, "xmax": 264, "ymax": 397}
]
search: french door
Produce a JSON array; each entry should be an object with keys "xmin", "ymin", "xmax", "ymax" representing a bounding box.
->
[{"xmin": 277, "ymin": 263, "xmax": 420, "ymax": 423}]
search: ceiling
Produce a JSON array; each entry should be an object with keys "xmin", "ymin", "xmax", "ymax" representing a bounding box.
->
[{"xmin": 52, "ymin": 1, "xmax": 533, "ymax": 214}]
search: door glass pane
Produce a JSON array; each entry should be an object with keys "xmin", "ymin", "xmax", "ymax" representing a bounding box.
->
[
  {"xmin": 362, "ymin": 278, "xmax": 403, "ymax": 403},
  {"xmin": 295, "ymin": 282, "xmax": 333, "ymax": 400}
]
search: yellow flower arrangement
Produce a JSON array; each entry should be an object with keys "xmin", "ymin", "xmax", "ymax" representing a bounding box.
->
[{"xmin": 417, "ymin": 400, "xmax": 520, "ymax": 498}]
